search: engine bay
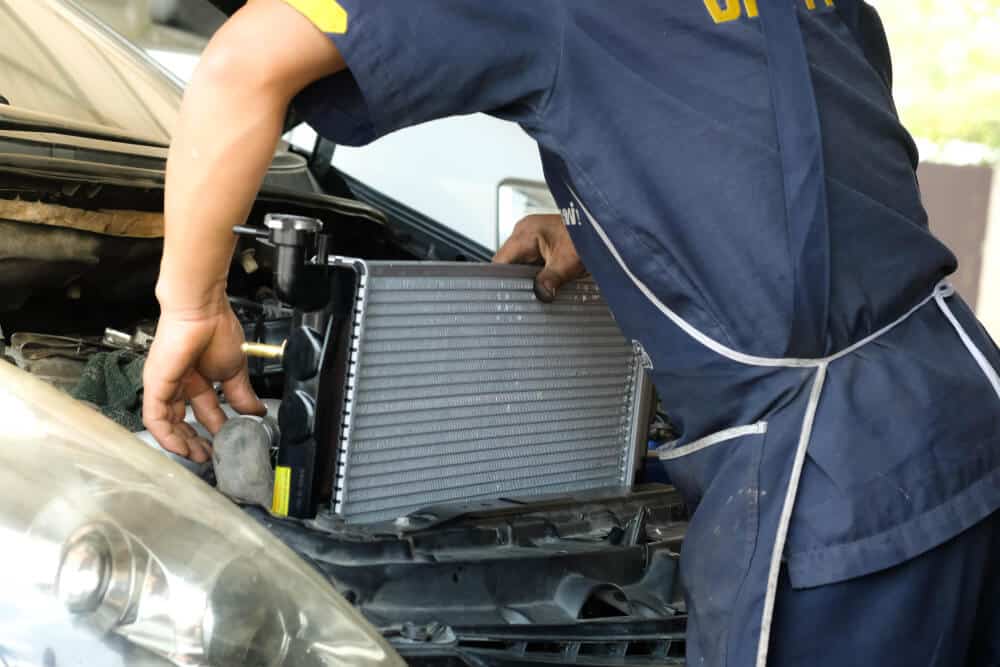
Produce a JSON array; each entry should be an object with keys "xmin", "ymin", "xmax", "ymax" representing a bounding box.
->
[{"xmin": 0, "ymin": 164, "xmax": 689, "ymax": 665}]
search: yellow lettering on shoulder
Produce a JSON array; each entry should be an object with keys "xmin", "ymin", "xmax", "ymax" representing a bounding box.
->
[
  {"xmin": 706, "ymin": 0, "xmax": 833, "ymax": 25},
  {"xmin": 282, "ymin": 0, "xmax": 348, "ymax": 35},
  {"xmin": 703, "ymin": 0, "xmax": 742, "ymax": 24}
]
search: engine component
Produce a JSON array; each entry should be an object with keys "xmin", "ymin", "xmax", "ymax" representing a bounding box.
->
[
  {"xmin": 212, "ymin": 415, "xmax": 280, "ymax": 508},
  {"xmin": 6, "ymin": 332, "xmax": 102, "ymax": 390},
  {"xmin": 318, "ymin": 261, "xmax": 652, "ymax": 524},
  {"xmin": 232, "ymin": 214, "xmax": 332, "ymax": 311},
  {"xmin": 242, "ymin": 341, "xmax": 286, "ymax": 360},
  {"xmin": 101, "ymin": 326, "xmax": 154, "ymax": 352},
  {"xmin": 134, "ymin": 400, "xmax": 281, "ymax": 479},
  {"xmin": 9, "ymin": 332, "xmax": 105, "ymax": 362},
  {"xmin": 0, "ymin": 217, "xmax": 161, "ymax": 314},
  {"xmin": 256, "ymin": 217, "xmax": 653, "ymax": 522},
  {"xmin": 232, "ymin": 294, "xmax": 293, "ymax": 390},
  {"xmin": 234, "ymin": 215, "xmax": 652, "ymax": 523}
]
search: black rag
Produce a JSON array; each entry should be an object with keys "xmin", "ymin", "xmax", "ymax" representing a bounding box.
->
[{"xmin": 71, "ymin": 350, "xmax": 146, "ymax": 432}]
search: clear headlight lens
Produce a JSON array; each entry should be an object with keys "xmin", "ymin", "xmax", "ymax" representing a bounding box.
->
[{"xmin": 0, "ymin": 362, "xmax": 403, "ymax": 667}]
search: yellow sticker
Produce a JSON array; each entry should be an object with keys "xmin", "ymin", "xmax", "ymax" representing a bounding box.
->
[
  {"xmin": 272, "ymin": 466, "xmax": 292, "ymax": 517},
  {"xmin": 282, "ymin": 0, "xmax": 349, "ymax": 34}
]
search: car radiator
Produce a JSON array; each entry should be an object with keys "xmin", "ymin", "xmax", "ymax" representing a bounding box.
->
[{"xmin": 310, "ymin": 261, "xmax": 653, "ymax": 524}]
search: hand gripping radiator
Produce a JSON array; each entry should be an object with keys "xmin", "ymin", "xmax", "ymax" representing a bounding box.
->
[{"xmin": 278, "ymin": 260, "xmax": 653, "ymax": 524}]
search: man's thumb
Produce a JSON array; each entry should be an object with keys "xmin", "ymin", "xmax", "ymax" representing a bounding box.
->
[{"xmin": 534, "ymin": 267, "xmax": 570, "ymax": 303}]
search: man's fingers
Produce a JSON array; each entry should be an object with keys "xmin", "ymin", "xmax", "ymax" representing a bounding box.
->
[
  {"xmin": 143, "ymin": 415, "xmax": 213, "ymax": 463},
  {"xmin": 222, "ymin": 368, "xmax": 266, "ymax": 417},
  {"xmin": 533, "ymin": 267, "xmax": 565, "ymax": 303},
  {"xmin": 187, "ymin": 436, "xmax": 213, "ymax": 464},
  {"xmin": 495, "ymin": 215, "xmax": 561, "ymax": 265},
  {"xmin": 163, "ymin": 426, "xmax": 210, "ymax": 463},
  {"xmin": 534, "ymin": 235, "xmax": 587, "ymax": 302},
  {"xmin": 142, "ymin": 376, "xmax": 190, "ymax": 459},
  {"xmin": 171, "ymin": 399, "xmax": 187, "ymax": 423},
  {"xmin": 167, "ymin": 422, "xmax": 211, "ymax": 463},
  {"xmin": 493, "ymin": 232, "xmax": 540, "ymax": 265},
  {"xmin": 494, "ymin": 215, "xmax": 586, "ymax": 302},
  {"xmin": 534, "ymin": 261, "xmax": 586, "ymax": 302},
  {"xmin": 143, "ymin": 342, "xmax": 185, "ymax": 430},
  {"xmin": 149, "ymin": 420, "xmax": 192, "ymax": 459},
  {"xmin": 534, "ymin": 264, "xmax": 583, "ymax": 303},
  {"xmin": 186, "ymin": 372, "xmax": 227, "ymax": 434}
]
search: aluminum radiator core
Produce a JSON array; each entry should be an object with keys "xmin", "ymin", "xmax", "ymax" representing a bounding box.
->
[{"xmin": 328, "ymin": 260, "xmax": 652, "ymax": 524}]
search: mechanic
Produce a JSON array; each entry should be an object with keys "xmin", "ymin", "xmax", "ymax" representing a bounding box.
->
[{"xmin": 142, "ymin": 1, "xmax": 1000, "ymax": 664}]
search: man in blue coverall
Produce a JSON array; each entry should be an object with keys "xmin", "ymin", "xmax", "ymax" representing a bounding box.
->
[{"xmin": 141, "ymin": 1, "xmax": 1000, "ymax": 664}]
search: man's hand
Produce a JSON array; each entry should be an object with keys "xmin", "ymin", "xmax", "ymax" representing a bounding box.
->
[
  {"xmin": 142, "ymin": 302, "xmax": 265, "ymax": 462},
  {"xmin": 494, "ymin": 214, "xmax": 587, "ymax": 302}
]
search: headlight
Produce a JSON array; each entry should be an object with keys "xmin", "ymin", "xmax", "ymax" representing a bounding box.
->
[
  {"xmin": 0, "ymin": 362, "xmax": 404, "ymax": 667},
  {"xmin": 496, "ymin": 179, "xmax": 558, "ymax": 248}
]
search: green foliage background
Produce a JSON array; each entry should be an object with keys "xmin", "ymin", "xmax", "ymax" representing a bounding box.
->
[{"xmin": 873, "ymin": 0, "xmax": 1000, "ymax": 150}]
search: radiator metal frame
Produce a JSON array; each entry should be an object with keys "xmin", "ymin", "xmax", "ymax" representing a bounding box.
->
[{"xmin": 325, "ymin": 258, "xmax": 653, "ymax": 523}]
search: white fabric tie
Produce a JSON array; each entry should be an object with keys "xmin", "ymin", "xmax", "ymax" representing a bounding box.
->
[{"xmin": 934, "ymin": 283, "xmax": 1000, "ymax": 401}]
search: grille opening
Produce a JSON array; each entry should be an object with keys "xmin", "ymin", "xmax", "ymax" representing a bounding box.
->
[
  {"xmin": 458, "ymin": 639, "xmax": 512, "ymax": 652},
  {"xmin": 667, "ymin": 640, "xmax": 686, "ymax": 658},
  {"xmin": 524, "ymin": 642, "xmax": 565, "ymax": 655},
  {"xmin": 579, "ymin": 587, "xmax": 631, "ymax": 619},
  {"xmin": 578, "ymin": 642, "xmax": 625, "ymax": 657},
  {"xmin": 625, "ymin": 641, "xmax": 662, "ymax": 657}
]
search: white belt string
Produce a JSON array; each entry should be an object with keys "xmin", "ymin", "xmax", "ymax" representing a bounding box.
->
[
  {"xmin": 934, "ymin": 284, "xmax": 1000, "ymax": 401},
  {"xmin": 567, "ymin": 182, "xmax": 945, "ymax": 369},
  {"xmin": 755, "ymin": 363, "xmax": 826, "ymax": 667}
]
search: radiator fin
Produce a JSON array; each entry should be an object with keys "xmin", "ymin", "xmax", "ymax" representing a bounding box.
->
[{"xmin": 331, "ymin": 263, "xmax": 648, "ymax": 524}]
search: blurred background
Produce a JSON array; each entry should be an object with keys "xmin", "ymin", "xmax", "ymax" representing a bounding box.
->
[
  {"xmin": 75, "ymin": 0, "xmax": 1000, "ymax": 337},
  {"xmin": 871, "ymin": 0, "xmax": 1000, "ymax": 338}
]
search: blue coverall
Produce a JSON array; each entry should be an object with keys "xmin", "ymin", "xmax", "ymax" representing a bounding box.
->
[{"xmin": 283, "ymin": 0, "xmax": 1000, "ymax": 664}]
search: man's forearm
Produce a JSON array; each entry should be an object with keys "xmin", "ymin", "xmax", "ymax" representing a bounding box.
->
[
  {"xmin": 156, "ymin": 0, "xmax": 345, "ymax": 315},
  {"xmin": 156, "ymin": 64, "xmax": 287, "ymax": 314}
]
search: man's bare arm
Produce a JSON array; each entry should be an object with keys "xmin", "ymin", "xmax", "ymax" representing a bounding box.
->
[
  {"xmin": 143, "ymin": 0, "xmax": 345, "ymax": 458},
  {"xmin": 157, "ymin": 0, "xmax": 344, "ymax": 310}
]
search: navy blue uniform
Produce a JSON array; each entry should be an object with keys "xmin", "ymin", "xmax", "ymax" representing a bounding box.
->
[{"xmin": 284, "ymin": 1, "xmax": 1000, "ymax": 664}]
